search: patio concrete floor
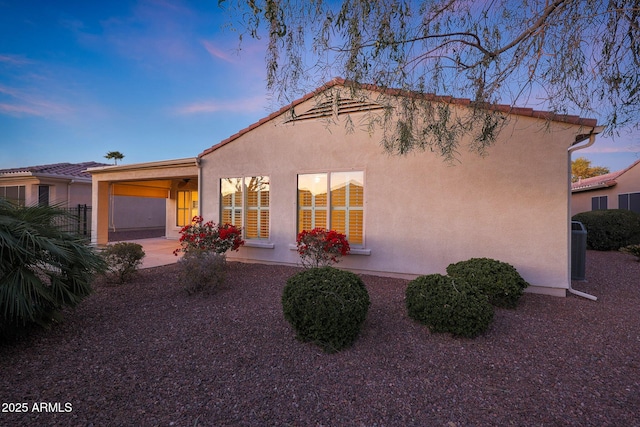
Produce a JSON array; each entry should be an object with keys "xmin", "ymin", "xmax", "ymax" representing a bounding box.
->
[{"xmin": 126, "ymin": 238, "xmax": 182, "ymax": 269}]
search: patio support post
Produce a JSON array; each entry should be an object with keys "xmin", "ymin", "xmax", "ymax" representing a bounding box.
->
[{"xmin": 91, "ymin": 180, "xmax": 110, "ymax": 246}]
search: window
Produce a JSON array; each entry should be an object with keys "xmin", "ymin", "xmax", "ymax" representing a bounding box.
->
[
  {"xmin": 0, "ymin": 185, "xmax": 26, "ymax": 206},
  {"xmin": 619, "ymin": 192, "xmax": 640, "ymax": 213},
  {"xmin": 177, "ymin": 190, "xmax": 198, "ymax": 227},
  {"xmin": 591, "ymin": 196, "xmax": 607, "ymax": 211},
  {"xmin": 221, "ymin": 178, "xmax": 243, "ymax": 228},
  {"xmin": 298, "ymin": 173, "xmax": 328, "ymax": 232},
  {"xmin": 38, "ymin": 185, "xmax": 50, "ymax": 207},
  {"xmin": 221, "ymin": 176, "xmax": 269, "ymax": 239},
  {"xmin": 245, "ymin": 177, "xmax": 270, "ymax": 239},
  {"xmin": 298, "ymin": 171, "xmax": 364, "ymax": 246}
]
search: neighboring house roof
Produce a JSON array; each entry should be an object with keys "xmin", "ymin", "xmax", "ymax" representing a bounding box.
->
[
  {"xmin": 199, "ymin": 77, "xmax": 599, "ymax": 158},
  {"xmin": 0, "ymin": 162, "xmax": 109, "ymax": 181},
  {"xmin": 571, "ymin": 159, "xmax": 640, "ymax": 192}
]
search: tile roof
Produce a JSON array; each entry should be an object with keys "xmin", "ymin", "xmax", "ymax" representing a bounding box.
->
[
  {"xmin": 199, "ymin": 77, "xmax": 599, "ymax": 157},
  {"xmin": 0, "ymin": 162, "xmax": 109, "ymax": 179},
  {"xmin": 571, "ymin": 159, "xmax": 640, "ymax": 192}
]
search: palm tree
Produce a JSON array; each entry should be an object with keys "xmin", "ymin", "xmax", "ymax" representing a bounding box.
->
[
  {"xmin": 0, "ymin": 200, "xmax": 105, "ymax": 338},
  {"xmin": 105, "ymin": 151, "xmax": 125, "ymax": 165}
]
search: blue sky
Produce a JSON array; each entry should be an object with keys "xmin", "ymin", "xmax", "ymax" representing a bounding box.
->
[
  {"xmin": 1, "ymin": 0, "xmax": 638, "ymax": 172},
  {"xmin": 0, "ymin": 0, "xmax": 272, "ymax": 169}
]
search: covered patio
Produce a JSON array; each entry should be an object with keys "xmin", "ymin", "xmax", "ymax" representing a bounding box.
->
[{"xmin": 88, "ymin": 158, "xmax": 199, "ymax": 246}]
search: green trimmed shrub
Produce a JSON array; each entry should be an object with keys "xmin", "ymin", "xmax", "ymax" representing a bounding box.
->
[
  {"xmin": 102, "ymin": 242, "xmax": 145, "ymax": 284},
  {"xmin": 620, "ymin": 244, "xmax": 640, "ymax": 261},
  {"xmin": 178, "ymin": 250, "xmax": 227, "ymax": 294},
  {"xmin": 405, "ymin": 274, "xmax": 493, "ymax": 338},
  {"xmin": 572, "ymin": 209, "xmax": 640, "ymax": 251},
  {"xmin": 446, "ymin": 258, "xmax": 529, "ymax": 308},
  {"xmin": 282, "ymin": 267, "xmax": 370, "ymax": 353}
]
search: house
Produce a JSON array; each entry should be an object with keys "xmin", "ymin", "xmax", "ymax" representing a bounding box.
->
[
  {"xmin": 0, "ymin": 162, "xmax": 166, "ymax": 238},
  {"xmin": 571, "ymin": 159, "xmax": 640, "ymax": 215},
  {"xmin": 89, "ymin": 79, "xmax": 601, "ymax": 296},
  {"xmin": 196, "ymin": 79, "xmax": 601, "ymax": 297},
  {"xmin": 0, "ymin": 162, "xmax": 105, "ymax": 208}
]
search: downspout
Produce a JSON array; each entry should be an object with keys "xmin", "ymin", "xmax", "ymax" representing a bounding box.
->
[
  {"xmin": 67, "ymin": 180, "xmax": 73, "ymax": 209},
  {"xmin": 567, "ymin": 126, "xmax": 604, "ymax": 301},
  {"xmin": 196, "ymin": 157, "xmax": 202, "ymax": 217}
]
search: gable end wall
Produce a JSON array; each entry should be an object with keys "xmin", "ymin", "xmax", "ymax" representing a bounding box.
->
[{"xmin": 200, "ymin": 99, "xmax": 584, "ymax": 296}]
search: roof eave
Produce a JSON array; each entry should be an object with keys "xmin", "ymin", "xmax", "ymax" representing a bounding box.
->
[
  {"xmin": 571, "ymin": 181, "xmax": 617, "ymax": 193},
  {"xmin": 87, "ymin": 157, "xmax": 198, "ymax": 175},
  {"xmin": 0, "ymin": 172, "xmax": 92, "ymax": 182}
]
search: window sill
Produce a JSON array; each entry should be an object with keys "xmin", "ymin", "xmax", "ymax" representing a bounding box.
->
[
  {"xmin": 244, "ymin": 241, "xmax": 275, "ymax": 249},
  {"xmin": 288, "ymin": 244, "xmax": 371, "ymax": 256}
]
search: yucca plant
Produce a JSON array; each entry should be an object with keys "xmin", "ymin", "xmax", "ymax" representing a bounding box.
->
[{"xmin": 0, "ymin": 200, "xmax": 105, "ymax": 339}]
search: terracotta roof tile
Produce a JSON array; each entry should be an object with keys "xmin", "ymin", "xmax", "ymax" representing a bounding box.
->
[
  {"xmin": 0, "ymin": 162, "xmax": 109, "ymax": 179},
  {"xmin": 199, "ymin": 78, "xmax": 598, "ymax": 157},
  {"xmin": 571, "ymin": 159, "xmax": 640, "ymax": 192}
]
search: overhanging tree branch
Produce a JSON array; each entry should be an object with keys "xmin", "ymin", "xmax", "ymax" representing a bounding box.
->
[{"xmin": 219, "ymin": 0, "xmax": 640, "ymax": 157}]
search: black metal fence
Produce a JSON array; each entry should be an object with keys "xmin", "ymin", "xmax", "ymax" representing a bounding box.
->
[{"xmin": 56, "ymin": 204, "xmax": 92, "ymax": 238}]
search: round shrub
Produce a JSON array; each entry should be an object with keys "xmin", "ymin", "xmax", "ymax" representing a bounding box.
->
[
  {"xmin": 405, "ymin": 274, "xmax": 493, "ymax": 338},
  {"xmin": 446, "ymin": 258, "xmax": 528, "ymax": 308},
  {"xmin": 572, "ymin": 209, "xmax": 640, "ymax": 250},
  {"xmin": 282, "ymin": 267, "xmax": 370, "ymax": 353}
]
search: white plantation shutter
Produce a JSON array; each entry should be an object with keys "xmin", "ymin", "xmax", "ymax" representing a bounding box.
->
[
  {"xmin": 245, "ymin": 176, "xmax": 269, "ymax": 239},
  {"xmin": 221, "ymin": 178, "xmax": 243, "ymax": 228},
  {"xmin": 298, "ymin": 172, "xmax": 364, "ymax": 246},
  {"xmin": 331, "ymin": 172, "xmax": 364, "ymax": 246},
  {"xmin": 221, "ymin": 176, "xmax": 269, "ymax": 239},
  {"xmin": 297, "ymin": 174, "xmax": 328, "ymax": 233}
]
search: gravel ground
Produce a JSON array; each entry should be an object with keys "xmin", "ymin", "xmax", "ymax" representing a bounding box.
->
[{"xmin": 1, "ymin": 250, "xmax": 639, "ymax": 427}]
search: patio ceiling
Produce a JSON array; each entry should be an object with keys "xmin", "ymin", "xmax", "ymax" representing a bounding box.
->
[{"xmin": 111, "ymin": 180, "xmax": 174, "ymax": 198}]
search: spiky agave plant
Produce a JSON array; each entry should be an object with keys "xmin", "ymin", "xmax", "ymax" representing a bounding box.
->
[{"xmin": 0, "ymin": 200, "xmax": 106, "ymax": 338}]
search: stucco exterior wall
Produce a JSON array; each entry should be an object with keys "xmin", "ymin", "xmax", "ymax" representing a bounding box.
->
[
  {"xmin": 614, "ymin": 163, "xmax": 640, "ymax": 198},
  {"xmin": 67, "ymin": 182, "xmax": 93, "ymax": 206},
  {"xmin": 200, "ymin": 96, "xmax": 585, "ymax": 296},
  {"xmin": 0, "ymin": 176, "xmax": 93, "ymax": 207},
  {"xmin": 572, "ymin": 189, "xmax": 605, "ymax": 215}
]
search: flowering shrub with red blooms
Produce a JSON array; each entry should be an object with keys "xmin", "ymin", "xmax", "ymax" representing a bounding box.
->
[
  {"xmin": 173, "ymin": 216, "xmax": 244, "ymax": 256},
  {"xmin": 296, "ymin": 228, "xmax": 350, "ymax": 268}
]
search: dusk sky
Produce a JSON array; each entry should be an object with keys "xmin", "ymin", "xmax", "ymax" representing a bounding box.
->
[{"xmin": 1, "ymin": 0, "xmax": 639, "ymax": 172}]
